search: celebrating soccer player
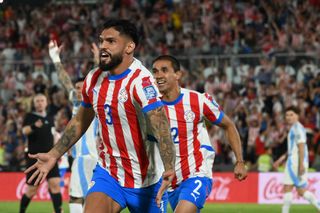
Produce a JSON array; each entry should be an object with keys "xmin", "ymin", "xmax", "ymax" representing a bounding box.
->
[
  {"xmin": 152, "ymin": 55, "xmax": 247, "ymax": 213},
  {"xmin": 25, "ymin": 18, "xmax": 176, "ymax": 213}
]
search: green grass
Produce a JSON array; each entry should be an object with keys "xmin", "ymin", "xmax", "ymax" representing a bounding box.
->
[{"xmin": 0, "ymin": 201, "xmax": 317, "ymax": 213}]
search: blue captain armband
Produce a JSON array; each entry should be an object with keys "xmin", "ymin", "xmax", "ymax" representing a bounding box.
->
[
  {"xmin": 81, "ymin": 101, "xmax": 92, "ymax": 108},
  {"xmin": 212, "ymin": 111, "xmax": 224, "ymax": 125},
  {"xmin": 142, "ymin": 101, "xmax": 164, "ymax": 113}
]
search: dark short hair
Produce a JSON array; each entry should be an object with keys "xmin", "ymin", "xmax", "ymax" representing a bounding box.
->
[
  {"xmin": 103, "ymin": 18, "xmax": 139, "ymax": 47},
  {"xmin": 285, "ymin": 105, "xmax": 300, "ymax": 115},
  {"xmin": 152, "ymin": 55, "xmax": 180, "ymax": 72}
]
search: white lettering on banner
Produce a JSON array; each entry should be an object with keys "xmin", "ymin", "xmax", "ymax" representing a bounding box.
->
[
  {"xmin": 259, "ymin": 173, "xmax": 320, "ymax": 204},
  {"xmin": 16, "ymin": 177, "xmax": 69, "ymax": 200},
  {"xmin": 208, "ymin": 176, "xmax": 231, "ymax": 200},
  {"xmin": 263, "ymin": 177, "xmax": 283, "ymax": 200}
]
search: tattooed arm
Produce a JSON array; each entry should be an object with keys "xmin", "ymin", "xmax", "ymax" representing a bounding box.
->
[
  {"xmin": 54, "ymin": 62, "xmax": 75, "ymax": 93},
  {"xmin": 146, "ymin": 106, "xmax": 176, "ymax": 206},
  {"xmin": 25, "ymin": 106, "xmax": 95, "ymax": 185},
  {"xmin": 146, "ymin": 106, "xmax": 175, "ymax": 171},
  {"xmin": 48, "ymin": 40, "xmax": 75, "ymax": 94}
]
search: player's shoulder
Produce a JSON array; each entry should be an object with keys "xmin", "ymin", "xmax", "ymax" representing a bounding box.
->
[
  {"xmin": 181, "ymin": 88, "xmax": 201, "ymax": 96},
  {"xmin": 86, "ymin": 66, "xmax": 101, "ymax": 79},
  {"xmin": 133, "ymin": 59, "xmax": 152, "ymax": 77},
  {"xmin": 294, "ymin": 122, "xmax": 305, "ymax": 132}
]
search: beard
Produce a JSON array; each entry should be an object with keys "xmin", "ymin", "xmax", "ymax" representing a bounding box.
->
[{"xmin": 99, "ymin": 52, "xmax": 123, "ymax": 71}]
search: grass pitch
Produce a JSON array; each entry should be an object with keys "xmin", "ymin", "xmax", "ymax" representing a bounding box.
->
[{"xmin": 0, "ymin": 201, "xmax": 318, "ymax": 213}]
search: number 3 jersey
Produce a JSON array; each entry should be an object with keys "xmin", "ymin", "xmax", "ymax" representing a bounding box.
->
[
  {"xmin": 81, "ymin": 58, "xmax": 164, "ymax": 188},
  {"xmin": 162, "ymin": 88, "xmax": 224, "ymax": 189}
]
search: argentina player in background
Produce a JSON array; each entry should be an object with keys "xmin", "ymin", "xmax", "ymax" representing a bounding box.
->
[
  {"xmin": 152, "ymin": 55, "xmax": 247, "ymax": 213},
  {"xmin": 48, "ymin": 40, "xmax": 100, "ymax": 213},
  {"xmin": 274, "ymin": 106, "xmax": 320, "ymax": 213}
]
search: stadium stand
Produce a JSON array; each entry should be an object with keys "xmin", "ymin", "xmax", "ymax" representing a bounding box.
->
[{"xmin": 0, "ymin": 0, "xmax": 319, "ymax": 172}]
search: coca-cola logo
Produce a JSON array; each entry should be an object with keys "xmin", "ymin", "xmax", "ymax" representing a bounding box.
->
[
  {"xmin": 208, "ymin": 176, "xmax": 231, "ymax": 200},
  {"xmin": 16, "ymin": 177, "xmax": 69, "ymax": 200},
  {"xmin": 263, "ymin": 177, "xmax": 319, "ymax": 200}
]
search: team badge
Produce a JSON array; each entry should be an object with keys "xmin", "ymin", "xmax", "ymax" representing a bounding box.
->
[
  {"xmin": 184, "ymin": 110, "xmax": 195, "ymax": 122},
  {"xmin": 142, "ymin": 76, "xmax": 157, "ymax": 100},
  {"xmin": 118, "ymin": 88, "xmax": 128, "ymax": 103}
]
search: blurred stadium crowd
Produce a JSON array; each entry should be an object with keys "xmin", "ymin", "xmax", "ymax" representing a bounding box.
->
[{"xmin": 0, "ymin": 0, "xmax": 319, "ymax": 172}]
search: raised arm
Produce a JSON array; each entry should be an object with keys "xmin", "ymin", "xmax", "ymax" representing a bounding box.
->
[
  {"xmin": 217, "ymin": 114, "xmax": 247, "ymax": 181},
  {"xmin": 146, "ymin": 105, "xmax": 175, "ymax": 206},
  {"xmin": 48, "ymin": 40, "xmax": 75, "ymax": 93},
  {"xmin": 25, "ymin": 106, "xmax": 95, "ymax": 185}
]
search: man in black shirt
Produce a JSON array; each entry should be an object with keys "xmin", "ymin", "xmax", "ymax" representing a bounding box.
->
[{"xmin": 19, "ymin": 93, "xmax": 62, "ymax": 213}]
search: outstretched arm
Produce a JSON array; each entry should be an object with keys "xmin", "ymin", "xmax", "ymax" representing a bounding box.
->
[
  {"xmin": 218, "ymin": 114, "xmax": 247, "ymax": 181},
  {"xmin": 273, "ymin": 152, "xmax": 287, "ymax": 170},
  {"xmin": 48, "ymin": 40, "xmax": 74, "ymax": 93},
  {"xmin": 146, "ymin": 106, "xmax": 175, "ymax": 206},
  {"xmin": 25, "ymin": 106, "xmax": 95, "ymax": 185}
]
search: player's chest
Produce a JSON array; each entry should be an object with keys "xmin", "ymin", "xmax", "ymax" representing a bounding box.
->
[
  {"xmin": 165, "ymin": 104, "xmax": 201, "ymax": 124},
  {"xmin": 92, "ymin": 83, "xmax": 134, "ymax": 115}
]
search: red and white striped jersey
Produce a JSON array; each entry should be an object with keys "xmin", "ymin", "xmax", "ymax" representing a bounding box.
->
[
  {"xmin": 81, "ymin": 58, "xmax": 164, "ymax": 188},
  {"xmin": 163, "ymin": 88, "xmax": 224, "ymax": 189}
]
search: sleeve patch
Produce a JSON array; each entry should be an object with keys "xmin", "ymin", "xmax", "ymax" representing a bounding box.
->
[{"xmin": 143, "ymin": 85, "xmax": 157, "ymax": 100}]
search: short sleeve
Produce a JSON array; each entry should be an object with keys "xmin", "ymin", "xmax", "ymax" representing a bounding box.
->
[
  {"xmin": 133, "ymin": 75, "xmax": 163, "ymax": 113},
  {"xmin": 81, "ymin": 78, "xmax": 92, "ymax": 108},
  {"xmin": 22, "ymin": 114, "xmax": 32, "ymax": 127},
  {"xmin": 296, "ymin": 126, "xmax": 307, "ymax": 144},
  {"xmin": 202, "ymin": 93, "xmax": 224, "ymax": 125}
]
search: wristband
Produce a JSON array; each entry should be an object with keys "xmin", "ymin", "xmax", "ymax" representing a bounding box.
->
[{"xmin": 235, "ymin": 160, "xmax": 245, "ymax": 165}]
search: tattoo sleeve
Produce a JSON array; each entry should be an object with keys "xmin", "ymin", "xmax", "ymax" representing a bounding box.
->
[
  {"xmin": 54, "ymin": 62, "xmax": 74, "ymax": 93},
  {"xmin": 147, "ymin": 106, "xmax": 175, "ymax": 171},
  {"xmin": 52, "ymin": 107, "xmax": 94, "ymax": 158}
]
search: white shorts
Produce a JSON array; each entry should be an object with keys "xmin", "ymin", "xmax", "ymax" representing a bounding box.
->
[
  {"xmin": 284, "ymin": 160, "xmax": 308, "ymax": 188},
  {"xmin": 69, "ymin": 155, "xmax": 98, "ymax": 198}
]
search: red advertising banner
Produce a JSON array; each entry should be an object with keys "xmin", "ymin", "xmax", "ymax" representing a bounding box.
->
[
  {"xmin": 258, "ymin": 173, "xmax": 320, "ymax": 204},
  {"xmin": 1, "ymin": 172, "xmax": 319, "ymax": 203},
  {"xmin": 0, "ymin": 172, "xmax": 70, "ymax": 201},
  {"xmin": 207, "ymin": 172, "xmax": 258, "ymax": 203}
]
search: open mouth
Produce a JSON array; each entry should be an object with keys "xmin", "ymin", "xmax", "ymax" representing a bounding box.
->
[
  {"xmin": 156, "ymin": 79, "xmax": 166, "ymax": 86},
  {"xmin": 100, "ymin": 50, "xmax": 111, "ymax": 60}
]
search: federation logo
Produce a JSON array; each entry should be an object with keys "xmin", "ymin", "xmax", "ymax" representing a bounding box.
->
[
  {"xmin": 184, "ymin": 110, "xmax": 195, "ymax": 122},
  {"xmin": 142, "ymin": 76, "xmax": 157, "ymax": 100},
  {"xmin": 118, "ymin": 88, "xmax": 128, "ymax": 103}
]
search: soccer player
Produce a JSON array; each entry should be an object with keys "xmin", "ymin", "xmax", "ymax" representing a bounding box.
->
[
  {"xmin": 25, "ymin": 18, "xmax": 175, "ymax": 213},
  {"xmin": 48, "ymin": 40, "xmax": 99, "ymax": 213},
  {"xmin": 152, "ymin": 55, "xmax": 247, "ymax": 213},
  {"xmin": 274, "ymin": 106, "xmax": 320, "ymax": 213},
  {"xmin": 20, "ymin": 94, "xmax": 62, "ymax": 213}
]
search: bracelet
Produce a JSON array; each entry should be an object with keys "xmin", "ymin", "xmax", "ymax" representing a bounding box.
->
[{"xmin": 235, "ymin": 160, "xmax": 245, "ymax": 165}]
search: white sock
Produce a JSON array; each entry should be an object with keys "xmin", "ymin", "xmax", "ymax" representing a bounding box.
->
[
  {"xmin": 282, "ymin": 192, "xmax": 293, "ymax": 213},
  {"xmin": 303, "ymin": 191, "xmax": 320, "ymax": 210},
  {"xmin": 69, "ymin": 203, "xmax": 83, "ymax": 213}
]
